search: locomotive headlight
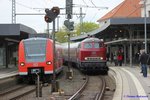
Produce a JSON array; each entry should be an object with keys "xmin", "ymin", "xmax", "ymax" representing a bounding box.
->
[
  {"xmin": 20, "ymin": 62, "xmax": 25, "ymax": 66},
  {"xmin": 100, "ymin": 57, "xmax": 103, "ymax": 60},
  {"xmin": 84, "ymin": 57, "xmax": 88, "ymax": 60},
  {"xmin": 46, "ymin": 61, "xmax": 52, "ymax": 65}
]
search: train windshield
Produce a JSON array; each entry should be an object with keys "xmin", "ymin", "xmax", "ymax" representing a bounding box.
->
[
  {"xmin": 84, "ymin": 42, "xmax": 101, "ymax": 48},
  {"xmin": 94, "ymin": 43, "xmax": 101, "ymax": 48},
  {"xmin": 84, "ymin": 43, "xmax": 93, "ymax": 48},
  {"xmin": 24, "ymin": 40, "xmax": 46, "ymax": 62}
]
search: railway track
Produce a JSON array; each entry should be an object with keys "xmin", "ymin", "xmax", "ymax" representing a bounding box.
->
[
  {"xmin": 0, "ymin": 66, "xmax": 115, "ymax": 100},
  {"xmin": 0, "ymin": 85, "xmax": 36, "ymax": 100},
  {"xmin": 68, "ymin": 75, "xmax": 106, "ymax": 100},
  {"xmin": 0, "ymin": 84, "xmax": 27, "ymax": 96}
]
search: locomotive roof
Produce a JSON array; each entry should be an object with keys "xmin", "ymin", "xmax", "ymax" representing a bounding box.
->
[
  {"xmin": 22, "ymin": 37, "xmax": 62, "ymax": 45},
  {"xmin": 82, "ymin": 37, "xmax": 102, "ymax": 43},
  {"xmin": 61, "ymin": 42, "xmax": 80, "ymax": 48}
]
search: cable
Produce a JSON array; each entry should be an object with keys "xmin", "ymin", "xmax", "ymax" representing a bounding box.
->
[
  {"xmin": 8, "ymin": 0, "xmax": 42, "ymax": 12},
  {"xmin": 82, "ymin": 0, "xmax": 88, "ymax": 6},
  {"xmin": 89, "ymin": 0, "xmax": 96, "ymax": 7},
  {"xmin": 81, "ymin": 0, "xmax": 88, "ymax": 18},
  {"xmin": 90, "ymin": 10, "xmax": 98, "ymax": 22}
]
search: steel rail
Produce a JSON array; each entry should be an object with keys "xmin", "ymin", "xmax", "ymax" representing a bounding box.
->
[
  {"xmin": 94, "ymin": 76, "xmax": 106, "ymax": 100},
  {"xmin": 68, "ymin": 75, "xmax": 89, "ymax": 100},
  {"xmin": 10, "ymin": 88, "xmax": 36, "ymax": 100},
  {"xmin": 0, "ymin": 85, "xmax": 27, "ymax": 96}
]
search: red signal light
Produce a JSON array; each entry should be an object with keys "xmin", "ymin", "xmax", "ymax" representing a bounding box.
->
[
  {"xmin": 44, "ymin": 15, "xmax": 49, "ymax": 22},
  {"xmin": 44, "ymin": 7, "xmax": 60, "ymax": 23},
  {"xmin": 51, "ymin": 7, "xmax": 60, "ymax": 15}
]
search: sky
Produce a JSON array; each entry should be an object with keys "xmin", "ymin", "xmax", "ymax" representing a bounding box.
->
[{"xmin": 0, "ymin": 0, "xmax": 124, "ymax": 33}]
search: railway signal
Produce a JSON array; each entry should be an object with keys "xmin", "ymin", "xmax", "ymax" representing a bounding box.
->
[
  {"xmin": 44, "ymin": 7, "xmax": 60, "ymax": 23},
  {"xmin": 64, "ymin": 20, "xmax": 74, "ymax": 31},
  {"xmin": 66, "ymin": 0, "xmax": 73, "ymax": 19}
]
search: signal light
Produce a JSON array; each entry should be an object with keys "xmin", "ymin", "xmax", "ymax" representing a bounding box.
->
[
  {"xmin": 64, "ymin": 20, "xmax": 74, "ymax": 31},
  {"xmin": 51, "ymin": 7, "xmax": 60, "ymax": 15},
  {"xmin": 44, "ymin": 7, "xmax": 60, "ymax": 23},
  {"xmin": 45, "ymin": 8, "xmax": 49, "ymax": 13},
  {"xmin": 44, "ymin": 15, "xmax": 50, "ymax": 22}
]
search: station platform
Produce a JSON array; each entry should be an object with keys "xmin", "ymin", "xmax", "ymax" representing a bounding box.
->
[
  {"xmin": 108, "ymin": 63, "xmax": 150, "ymax": 100},
  {"xmin": 0, "ymin": 66, "xmax": 18, "ymax": 79}
]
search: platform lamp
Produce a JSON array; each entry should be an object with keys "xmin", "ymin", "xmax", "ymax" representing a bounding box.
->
[
  {"xmin": 140, "ymin": 0, "xmax": 147, "ymax": 53},
  {"xmin": 144, "ymin": 0, "xmax": 147, "ymax": 53}
]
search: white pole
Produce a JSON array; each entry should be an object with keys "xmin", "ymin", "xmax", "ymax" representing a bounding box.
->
[{"xmin": 144, "ymin": 0, "xmax": 147, "ymax": 53}]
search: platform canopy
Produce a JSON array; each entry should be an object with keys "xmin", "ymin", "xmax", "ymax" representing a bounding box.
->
[
  {"xmin": 0, "ymin": 24, "xmax": 37, "ymax": 42},
  {"xmin": 71, "ymin": 17, "xmax": 150, "ymax": 42}
]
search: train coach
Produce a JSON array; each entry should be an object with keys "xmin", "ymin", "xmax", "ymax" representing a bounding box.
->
[
  {"xmin": 63, "ymin": 37, "xmax": 108, "ymax": 74},
  {"xmin": 18, "ymin": 37, "xmax": 63, "ymax": 83}
]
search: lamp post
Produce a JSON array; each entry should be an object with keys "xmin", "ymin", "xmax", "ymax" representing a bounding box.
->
[{"xmin": 144, "ymin": 0, "xmax": 147, "ymax": 53}]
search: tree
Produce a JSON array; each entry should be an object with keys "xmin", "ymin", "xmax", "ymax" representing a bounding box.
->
[
  {"xmin": 55, "ymin": 27, "xmax": 68, "ymax": 43},
  {"xmin": 55, "ymin": 22, "xmax": 99, "ymax": 43},
  {"xmin": 75, "ymin": 21, "xmax": 99, "ymax": 35}
]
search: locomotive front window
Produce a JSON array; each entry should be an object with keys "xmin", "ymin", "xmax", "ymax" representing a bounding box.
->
[
  {"xmin": 24, "ymin": 40, "xmax": 46, "ymax": 62},
  {"xmin": 94, "ymin": 43, "xmax": 101, "ymax": 48},
  {"xmin": 84, "ymin": 43, "xmax": 92, "ymax": 48}
]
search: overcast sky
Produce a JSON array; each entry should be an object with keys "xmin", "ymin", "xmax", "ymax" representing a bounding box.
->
[{"xmin": 0, "ymin": 0, "xmax": 124, "ymax": 33}]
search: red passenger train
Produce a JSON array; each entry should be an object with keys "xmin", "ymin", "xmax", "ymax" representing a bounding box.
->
[
  {"xmin": 63, "ymin": 37, "xmax": 108, "ymax": 74},
  {"xmin": 18, "ymin": 38, "xmax": 63, "ymax": 83}
]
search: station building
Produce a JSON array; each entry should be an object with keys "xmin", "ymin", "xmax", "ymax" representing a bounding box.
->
[
  {"xmin": 71, "ymin": 0, "xmax": 150, "ymax": 66},
  {"xmin": 0, "ymin": 24, "xmax": 37, "ymax": 68}
]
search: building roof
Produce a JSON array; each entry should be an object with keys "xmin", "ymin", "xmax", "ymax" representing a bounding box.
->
[
  {"xmin": 97, "ymin": 0, "xmax": 141, "ymax": 22},
  {"xmin": 71, "ymin": 17, "xmax": 150, "ymax": 41},
  {"xmin": 0, "ymin": 24, "xmax": 37, "ymax": 36}
]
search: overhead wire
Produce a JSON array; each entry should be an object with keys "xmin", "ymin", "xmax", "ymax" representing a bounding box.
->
[
  {"xmin": 90, "ymin": 10, "xmax": 99, "ymax": 22},
  {"xmin": 8, "ymin": 0, "xmax": 43, "ymax": 12},
  {"xmin": 31, "ymin": 0, "xmax": 45, "ymax": 8},
  {"xmin": 89, "ymin": 0, "xmax": 96, "ymax": 7},
  {"xmin": 81, "ymin": 0, "xmax": 88, "ymax": 18},
  {"xmin": 88, "ymin": 0, "xmax": 99, "ymax": 22}
]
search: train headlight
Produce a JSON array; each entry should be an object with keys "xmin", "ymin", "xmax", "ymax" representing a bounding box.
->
[
  {"xmin": 84, "ymin": 57, "xmax": 88, "ymax": 60},
  {"xmin": 20, "ymin": 62, "xmax": 25, "ymax": 66},
  {"xmin": 100, "ymin": 57, "xmax": 103, "ymax": 60},
  {"xmin": 46, "ymin": 61, "xmax": 52, "ymax": 65}
]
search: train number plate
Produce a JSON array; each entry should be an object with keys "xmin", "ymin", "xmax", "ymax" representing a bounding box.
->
[{"xmin": 31, "ymin": 69, "xmax": 40, "ymax": 74}]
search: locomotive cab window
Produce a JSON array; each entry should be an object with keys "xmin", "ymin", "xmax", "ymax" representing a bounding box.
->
[
  {"xmin": 84, "ymin": 42, "xmax": 101, "ymax": 48},
  {"xmin": 84, "ymin": 43, "xmax": 92, "ymax": 48},
  {"xmin": 94, "ymin": 43, "xmax": 101, "ymax": 48}
]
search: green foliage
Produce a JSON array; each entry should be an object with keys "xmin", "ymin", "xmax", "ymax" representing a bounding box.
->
[
  {"xmin": 75, "ymin": 21, "xmax": 99, "ymax": 35},
  {"xmin": 55, "ymin": 22, "xmax": 99, "ymax": 43},
  {"xmin": 55, "ymin": 28, "xmax": 68, "ymax": 43}
]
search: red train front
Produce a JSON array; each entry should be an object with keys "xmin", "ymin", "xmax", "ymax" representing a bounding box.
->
[
  {"xmin": 18, "ymin": 38, "xmax": 63, "ymax": 83},
  {"xmin": 77, "ymin": 37, "xmax": 108, "ymax": 73},
  {"xmin": 63, "ymin": 37, "xmax": 108, "ymax": 74}
]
